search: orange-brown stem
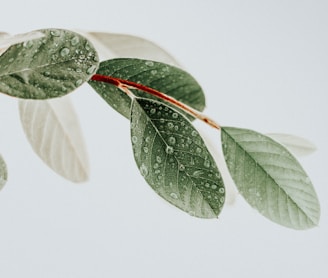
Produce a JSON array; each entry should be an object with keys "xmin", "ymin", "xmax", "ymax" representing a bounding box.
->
[{"xmin": 91, "ymin": 74, "xmax": 221, "ymax": 130}]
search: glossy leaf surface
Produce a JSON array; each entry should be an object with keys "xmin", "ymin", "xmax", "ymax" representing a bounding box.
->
[
  {"xmin": 88, "ymin": 58, "xmax": 205, "ymax": 119},
  {"xmin": 0, "ymin": 29, "xmax": 98, "ymax": 99},
  {"xmin": 19, "ymin": 97, "xmax": 89, "ymax": 182},
  {"xmin": 131, "ymin": 98, "xmax": 225, "ymax": 218},
  {"xmin": 221, "ymin": 127, "xmax": 320, "ymax": 229}
]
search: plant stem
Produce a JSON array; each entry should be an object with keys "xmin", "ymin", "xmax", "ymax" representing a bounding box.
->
[{"xmin": 91, "ymin": 74, "xmax": 221, "ymax": 130}]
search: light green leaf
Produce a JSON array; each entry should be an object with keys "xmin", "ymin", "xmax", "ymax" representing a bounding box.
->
[
  {"xmin": 19, "ymin": 97, "xmax": 89, "ymax": 183},
  {"xmin": 88, "ymin": 58, "xmax": 205, "ymax": 119},
  {"xmin": 221, "ymin": 127, "xmax": 320, "ymax": 229},
  {"xmin": 0, "ymin": 29, "xmax": 99, "ymax": 99},
  {"xmin": 0, "ymin": 154, "xmax": 7, "ymax": 191},
  {"xmin": 82, "ymin": 31, "xmax": 180, "ymax": 66},
  {"xmin": 131, "ymin": 98, "xmax": 225, "ymax": 218},
  {"xmin": 267, "ymin": 133, "xmax": 316, "ymax": 157}
]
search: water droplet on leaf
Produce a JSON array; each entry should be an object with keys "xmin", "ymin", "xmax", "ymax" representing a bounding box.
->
[
  {"xmin": 71, "ymin": 36, "xmax": 79, "ymax": 46},
  {"xmin": 170, "ymin": 192, "xmax": 178, "ymax": 199},
  {"xmin": 132, "ymin": 136, "xmax": 138, "ymax": 144},
  {"xmin": 140, "ymin": 164, "xmax": 148, "ymax": 177},
  {"xmin": 168, "ymin": 137, "xmax": 176, "ymax": 145},
  {"xmin": 86, "ymin": 65, "xmax": 97, "ymax": 74},
  {"xmin": 60, "ymin": 47, "xmax": 70, "ymax": 57},
  {"xmin": 50, "ymin": 30, "xmax": 61, "ymax": 37},
  {"xmin": 145, "ymin": 61, "xmax": 154, "ymax": 67},
  {"xmin": 165, "ymin": 146, "xmax": 174, "ymax": 155},
  {"xmin": 75, "ymin": 79, "xmax": 83, "ymax": 86}
]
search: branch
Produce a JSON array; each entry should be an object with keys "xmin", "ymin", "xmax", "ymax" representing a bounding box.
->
[{"xmin": 90, "ymin": 74, "xmax": 221, "ymax": 130}]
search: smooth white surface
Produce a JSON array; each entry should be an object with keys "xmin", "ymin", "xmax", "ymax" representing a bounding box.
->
[{"xmin": 0, "ymin": 1, "xmax": 327, "ymax": 277}]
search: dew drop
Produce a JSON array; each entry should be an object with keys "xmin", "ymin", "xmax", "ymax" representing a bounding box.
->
[
  {"xmin": 43, "ymin": 71, "xmax": 51, "ymax": 77},
  {"xmin": 219, "ymin": 187, "xmax": 225, "ymax": 194},
  {"xmin": 193, "ymin": 170, "xmax": 203, "ymax": 177},
  {"xmin": 85, "ymin": 42, "xmax": 91, "ymax": 50},
  {"xmin": 211, "ymin": 184, "xmax": 217, "ymax": 190},
  {"xmin": 159, "ymin": 118, "xmax": 165, "ymax": 124},
  {"xmin": 168, "ymin": 137, "xmax": 176, "ymax": 145},
  {"xmin": 156, "ymin": 156, "xmax": 162, "ymax": 163},
  {"xmin": 151, "ymin": 69, "xmax": 157, "ymax": 75},
  {"xmin": 60, "ymin": 47, "xmax": 70, "ymax": 57},
  {"xmin": 71, "ymin": 36, "xmax": 79, "ymax": 46},
  {"xmin": 196, "ymin": 147, "xmax": 202, "ymax": 154},
  {"xmin": 50, "ymin": 30, "xmax": 61, "ymax": 37},
  {"xmin": 23, "ymin": 40, "xmax": 33, "ymax": 48},
  {"xmin": 153, "ymin": 163, "xmax": 159, "ymax": 169},
  {"xmin": 75, "ymin": 79, "xmax": 83, "ymax": 86},
  {"xmin": 204, "ymin": 160, "xmax": 210, "ymax": 168},
  {"xmin": 150, "ymin": 108, "xmax": 156, "ymax": 114},
  {"xmin": 86, "ymin": 65, "xmax": 97, "ymax": 74},
  {"xmin": 131, "ymin": 136, "xmax": 138, "ymax": 144},
  {"xmin": 145, "ymin": 61, "xmax": 154, "ymax": 67},
  {"xmin": 165, "ymin": 146, "xmax": 174, "ymax": 155},
  {"xmin": 191, "ymin": 130, "xmax": 197, "ymax": 137},
  {"xmin": 143, "ymin": 147, "xmax": 149, "ymax": 153},
  {"xmin": 145, "ymin": 136, "xmax": 151, "ymax": 143},
  {"xmin": 172, "ymin": 113, "xmax": 178, "ymax": 119},
  {"xmin": 170, "ymin": 192, "xmax": 178, "ymax": 199},
  {"xmin": 179, "ymin": 164, "xmax": 185, "ymax": 171},
  {"xmin": 167, "ymin": 122, "xmax": 174, "ymax": 129},
  {"xmin": 205, "ymin": 183, "xmax": 210, "ymax": 188},
  {"xmin": 140, "ymin": 164, "xmax": 148, "ymax": 177}
]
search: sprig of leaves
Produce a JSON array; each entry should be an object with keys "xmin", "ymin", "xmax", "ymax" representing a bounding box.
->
[{"xmin": 0, "ymin": 28, "xmax": 320, "ymax": 229}]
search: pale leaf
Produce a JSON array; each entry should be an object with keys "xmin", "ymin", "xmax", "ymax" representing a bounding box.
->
[
  {"xmin": 267, "ymin": 133, "xmax": 316, "ymax": 157},
  {"xmin": 81, "ymin": 31, "xmax": 180, "ymax": 66},
  {"xmin": 19, "ymin": 97, "xmax": 89, "ymax": 182}
]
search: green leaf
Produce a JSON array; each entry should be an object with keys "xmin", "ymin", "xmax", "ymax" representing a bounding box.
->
[
  {"xmin": 0, "ymin": 29, "xmax": 99, "ymax": 99},
  {"xmin": 88, "ymin": 58, "xmax": 205, "ymax": 119},
  {"xmin": 131, "ymin": 98, "xmax": 225, "ymax": 218},
  {"xmin": 0, "ymin": 154, "xmax": 7, "ymax": 191},
  {"xmin": 221, "ymin": 127, "xmax": 320, "ymax": 229}
]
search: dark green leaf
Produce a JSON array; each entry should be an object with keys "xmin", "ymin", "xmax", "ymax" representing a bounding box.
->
[
  {"xmin": 0, "ymin": 154, "xmax": 7, "ymax": 191},
  {"xmin": 221, "ymin": 127, "xmax": 320, "ymax": 229},
  {"xmin": 88, "ymin": 58, "xmax": 205, "ymax": 119},
  {"xmin": 131, "ymin": 98, "xmax": 225, "ymax": 218},
  {"xmin": 0, "ymin": 29, "xmax": 99, "ymax": 99}
]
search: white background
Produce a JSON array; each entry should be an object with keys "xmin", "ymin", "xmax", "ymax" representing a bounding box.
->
[{"xmin": 0, "ymin": 0, "xmax": 327, "ymax": 277}]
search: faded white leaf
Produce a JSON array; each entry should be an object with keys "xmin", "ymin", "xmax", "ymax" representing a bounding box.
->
[
  {"xmin": 267, "ymin": 133, "xmax": 316, "ymax": 157},
  {"xmin": 19, "ymin": 97, "xmax": 89, "ymax": 182},
  {"xmin": 80, "ymin": 31, "xmax": 180, "ymax": 66}
]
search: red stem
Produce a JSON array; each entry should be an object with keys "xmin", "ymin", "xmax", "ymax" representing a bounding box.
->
[{"xmin": 90, "ymin": 74, "xmax": 220, "ymax": 130}]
